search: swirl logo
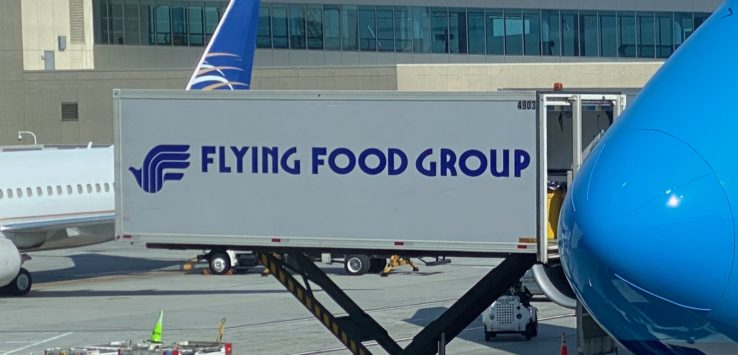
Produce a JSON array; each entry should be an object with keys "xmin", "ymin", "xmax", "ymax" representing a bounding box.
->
[{"xmin": 129, "ymin": 145, "xmax": 191, "ymax": 193}]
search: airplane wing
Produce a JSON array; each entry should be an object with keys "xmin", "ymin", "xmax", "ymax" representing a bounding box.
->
[{"xmin": 0, "ymin": 213, "xmax": 114, "ymax": 233}]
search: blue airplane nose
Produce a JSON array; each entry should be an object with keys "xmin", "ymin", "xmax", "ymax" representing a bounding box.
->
[{"xmin": 559, "ymin": 129, "xmax": 734, "ymax": 313}]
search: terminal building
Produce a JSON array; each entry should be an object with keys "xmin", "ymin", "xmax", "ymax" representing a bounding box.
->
[{"xmin": 0, "ymin": 0, "xmax": 722, "ymax": 145}]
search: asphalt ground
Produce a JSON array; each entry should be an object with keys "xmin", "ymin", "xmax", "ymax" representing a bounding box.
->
[{"xmin": 0, "ymin": 241, "xmax": 577, "ymax": 354}]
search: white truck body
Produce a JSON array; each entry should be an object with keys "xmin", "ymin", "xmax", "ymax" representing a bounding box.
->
[{"xmin": 114, "ymin": 90, "xmax": 624, "ymax": 261}]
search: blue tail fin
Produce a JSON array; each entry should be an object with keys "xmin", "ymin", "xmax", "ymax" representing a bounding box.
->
[{"xmin": 186, "ymin": 0, "xmax": 260, "ymax": 91}]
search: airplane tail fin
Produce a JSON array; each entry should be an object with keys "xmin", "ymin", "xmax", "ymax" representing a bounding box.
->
[{"xmin": 186, "ymin": 0, "xmax": 261, "ymax": 91}]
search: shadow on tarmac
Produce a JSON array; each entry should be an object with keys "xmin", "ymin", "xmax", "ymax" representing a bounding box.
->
[
  {"xmin": 28, "ymin": 288, "xmax": 291, "ymax": 298},
  {"xmin": 404, "ymin": 306, "xmax": 574, "ymax": 350},
  {"xmin": 31, "ymin": 253, "xmax": 185, "ymax": 284}
]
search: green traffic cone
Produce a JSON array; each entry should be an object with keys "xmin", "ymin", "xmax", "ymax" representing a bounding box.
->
[{"xmin": 150, "ymin": 310, "xmax": 163, "ymax": 343}]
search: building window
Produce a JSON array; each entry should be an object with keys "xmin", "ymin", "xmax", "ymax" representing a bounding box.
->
[
  {"xmin": 449, "ymin": 8, "xmax": 467, "ymax": 54},
  {"xmin": 324, "ymin": 5, "xmax": 341, "ymax": 50},
  {"xmin": 467, "ymin": 9, "xmax": 485, "ymax": 55},
  {"xmin": 504, "ymin": 9, "xmax": 523, "ymax": 56},
  {"xmin": 541, "ymin": 10, "xmax": 560, "ymax": 56},
  {"xmin": 656, "ymin": 12, "xmax": 673, "ymax": 58},
  {"xmin": 523, "ymin": 10, "xmax": 541, "ymax": 56},
  {"xmin": 376, "ymin": 7, "xmax": 394, "ymax": 52},
  {"xmin": 289, "ymin": 4, "xmax": 306, "ymax": 49},
  {"xmin": 171, "ymin": 1, "xmax": 188, "ymax": 46},
  {"xmin": 359, "ymin": 7, "xmax": 376, "ymax": 51},
  {"xmin": 272, "ymin": 5, "xmax": 289, "ymax": 48},
  {"xmin": 111, "ymin": 0, "xmax": 125, "ymax": 44},
  {"xmin": 600, "ymin": 12, "xmax": 617, "ymax": 57},
  {"xmin": 618, "ymin": 12, "xmax": 636, "ymax": 57},
  {"xmin": 412, "ymin": 7, "xmax": 431, "ymax": 53},
  {"xmin": 204, "ymin": 2, "xmax": 221, "ymax": 43},
  {"xmin": 306, "ymin": 5, "xmax": 323, "ymax": 50},
  {"xmin": 579, "ymin": 11, "xmax": 598, "ymax": 57},
  {"xmin": 674, "ymin": 12, "xmax": 693, "ymax": 50},
  {"xmin": 394, "ymin": 7, "xmax": 412, "ymax": 52},
  {"xmin": 561, "ymin": 11, "xmax": 579, "ymax": 56},
  {"xmin": 154, "ymin": 1, "xmax": 171, "ymax": 45},
  {"xmin": 341, "ymin": 5, "xmax": 358, "ymax": 51},
  {"xmin": 638, "ymin": 12, "xmax": 655, "ymax": 58},
  {"xmin": 124, "ymin": 1, "xmax": 141, "ymax": 44},
  {"xmin": 188, "ymin": 2, "xmax": 205, "ymax": 46},
  {"xmin": 486, "ymin": 9, "xmax": 504, "ymax": 55},
  {"xmin": 430, "ymin": 8, "xmax": 448, "ymax": 54},
  {"xmin": 257, "ymin": 4, "xmax": 272, "ymax": 48}
]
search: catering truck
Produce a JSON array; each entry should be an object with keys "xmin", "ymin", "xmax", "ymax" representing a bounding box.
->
[{"xmin": 113, "ymin": 90, "xmax": 625, "ymax": 354}]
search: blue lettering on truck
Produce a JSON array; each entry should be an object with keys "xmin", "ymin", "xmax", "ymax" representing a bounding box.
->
[{"xmin": 132, "ymin": 145, "xmax": 532, "ymax": 193}]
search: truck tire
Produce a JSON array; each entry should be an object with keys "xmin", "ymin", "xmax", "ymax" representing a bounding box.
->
[
  {"xmin": 209, "ymin": 251, "xmax": 231, "ymax": 275},
  {"xmin": 368, "ymin": 258, "xmax": 386, "ymax": 273},
  {"xmin": 3, "ymin": 268, "xmax": 32, "ymax": 296},
  {"xmin": 344, "ymin": 255, "xmax": 370, "ymax": 275},
  {"xmin": 524, "ymin": 322, "xmax": 535, "ymax": 340}
]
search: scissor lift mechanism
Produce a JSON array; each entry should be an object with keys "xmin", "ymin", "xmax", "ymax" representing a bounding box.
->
[{"xmin": 257, "ymin": 252, "xmax": 535, "ymax": 355}]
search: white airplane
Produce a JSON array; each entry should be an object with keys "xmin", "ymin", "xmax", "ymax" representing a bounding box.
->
[{"xmin": 0, "ymin": 0, "xmax": 260, "ymax": 296}]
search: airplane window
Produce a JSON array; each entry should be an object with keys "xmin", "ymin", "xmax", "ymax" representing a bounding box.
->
[
  {"xmin": 77, "ymin": 184, "xmax": 83, "ymax": 194},
  {"xmin": 47, "ymin": 186, "xmax": 53, "ymax": 196},
  {"xmin": 67, "ymin": 185, "xmax": 73, "ymax": 194},
  {"xmin": 86, "ymin": 184, "xmax": 92, "ymax": 193},
  {"xmin": 0, "ymin": 189, "xmax": 3, "ymax": 199},
  {"xmin": 95, "ymin": 183, "xmax": 101, "ymax": 193},
  {"xmin": 104, "ymin": 183, "xmax": 110, "ymax": 192},
  {"xmin": 26, "ymin": 187, "xmax": 32, "ymax": 197},
  {"xmin": 37, "ymin": 187, "xmax": 43, "ymax": 196},
  {"xmin": 16, "ymin": 188, "xmax": 22, "ymax": 198},
  {"xmin": 7, "ymin": 189, "xmax": 12, "ymax": 199},
  {"xmin": 57, "ymin": 186, "xmax": 62, "ymax": 195}
]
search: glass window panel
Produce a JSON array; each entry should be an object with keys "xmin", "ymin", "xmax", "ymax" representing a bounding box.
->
[
  {"xmin": 171, "ymin": 1, "xmax": 187, "ymax": 46},
  {"xmin": 204, "ymin": 2, "xmax": 221, "ymax": 43},
  {"xmin": 111, "ymin": 0, "xmax": 124, "ymax": 44},
  {"xmin": 359, "ymin": 7, "xmax": 376, "ymax": 51},
  {"xmin": 188, "ymin": 2, "xmax": 204, "ymax": 46},
  {"xmin": 140, "ymin": 0, "xmax": 155, "ymax": 44},
  {"xmin": 272, "ymin": 5, "xmax": 288, "ymax": 48},
  {"xmin": 449, "ymin": 8, "xmax": 467, "ymax": 54},
  {"xmin": 619, "ymin": 12, "xmax": 636, "ymax": 57},
  {"xmin": 341, "ymin": 6, "xmax": 358, "ymax": 50},
  {"xmin": 394, "ymin": 7, "xmax": 412, "ymax": 52},
  {"xmin": 694, "ymin": 13, "xmax": 709, "ymax": 29},
  {"xmin": 523, "ymin": 10, "xmax": 541, "ymax": 55},
  {"xmin": 324, "ymin": 5, "xmax": 340, "ymax": 50},
  {"xmin": 412, "ymin": 7, "xmax": 431, "ymax": 53},
  {"xmin": 505, "ymin": 9, "xmax": 522, "ymax": 55},
  {"xmin": 376, "ymin": 7, "xmax": 394, "ymax": 52},
  {"xmin": 561, "ymin": 11, "xmax": 578, "ymax": 56},
  {"xmin": 656, "ymin": 13, "xmax": 673, "ymax": 58},
  {"xmin": 124, "ymin": 3, "xmax": 140, "ymax": 44},
  {"xmin": 541, "ymin": 10, "xmax": 560, "ymax": 56},
  {"xmin": 94, "ymin": 0, "xmax": 110, "ymax": 44},
  {"xmin": 638, "ymin": 12, "xmax": 655, "ymax": 58},
  {"xmin": 155, "ymin": 1, "xmax": 170, "ymax": 45},
  {"xmin": 486, "ymin": 9, "xmax": 504, "ymax": 55},
  {"xmin": 674, "ymin": 12, "xmax": 693, "ymax": 50},
  {"xmin": 289, "ymin": 5, "xmax": 306, "ymax": 49},
  {"xmin": 307, "ymin": 6, "xmax": 323, "ymax": 49},
  {"xmin": 600, "ymin": 12, "xmax": 617, "ymax": 57},
  {"xmin": 467, "ymin": 9, "xmax": 485, "ymax": 55},
  {"xmin": 256, "ymin": 4, "xmax": 270, "ymax": 48},
  {"xmin": 431, "ymin": 8, "xmax": 448, "ymax": 54},
  {"xmin": 579, "ymin": 12, "xmax": 598, "ymax": 57}
]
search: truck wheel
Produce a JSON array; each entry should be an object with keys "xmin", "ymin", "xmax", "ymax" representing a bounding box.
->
[
  {"xmin": 209, "ymin": 252, "xmax": 231, "ymax": 275},
  {"xmin": 5, "ymin": 268, "xmax": 32, "ymax": 296},
  {"xmin": 524, "ymin": 322, "xmax": 535, "ymax": 340},
  {"xmin": 368, "ymin": 258, "xmax": 386, "ymax": 273},
  {"xmin": 344, "ymin": 255, "xmax": 370, "ymax": 275}
]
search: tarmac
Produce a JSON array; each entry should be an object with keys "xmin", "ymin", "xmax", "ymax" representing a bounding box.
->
[{"xmin": 0, "ymin": 241, "xmax": 577, "ymax": 354}]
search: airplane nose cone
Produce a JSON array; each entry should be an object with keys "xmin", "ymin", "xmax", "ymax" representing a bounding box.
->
[{"xmin": 559, "ymin": 129, "xmax": 734, "ymax": 311}]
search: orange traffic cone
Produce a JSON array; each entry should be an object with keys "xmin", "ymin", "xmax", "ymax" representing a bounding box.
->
[{"xmin": 560, "ymin": 332, "xmax": 569, "ymax": 355}]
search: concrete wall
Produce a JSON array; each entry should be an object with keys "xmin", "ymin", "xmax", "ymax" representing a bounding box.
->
[
  {"xmin": 21, "ymin": 0, "xmax": 95, "ymax": 71},
  {"xmin": 396, "ymin": 62, "xmax": 662, "ymax": 91}
]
